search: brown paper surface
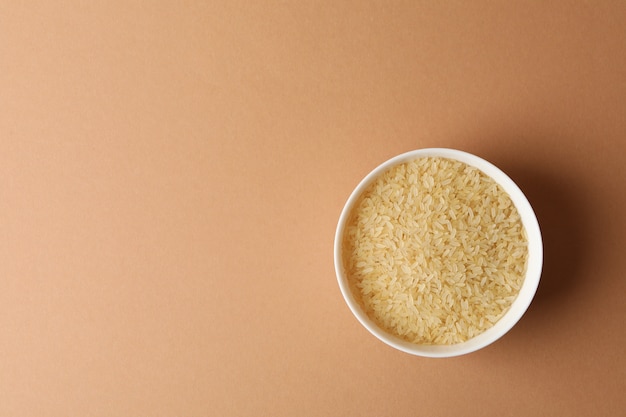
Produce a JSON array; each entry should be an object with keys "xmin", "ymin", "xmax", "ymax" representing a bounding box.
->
[{"xmin": 1, "ymin": 1, "xmax": 625, "ymax": 415}]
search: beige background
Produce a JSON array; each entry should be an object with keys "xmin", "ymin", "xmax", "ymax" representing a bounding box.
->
[{"xmin": 1, "ymin": 1, "xmax": 625, "ymax": 416}]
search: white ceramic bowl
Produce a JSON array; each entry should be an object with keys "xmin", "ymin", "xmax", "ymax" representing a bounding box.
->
[{"xmin": 334, "ymin": 148, "xmax": 543, "ymax": 357}]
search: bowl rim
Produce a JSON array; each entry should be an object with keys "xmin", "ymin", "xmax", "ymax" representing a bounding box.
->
[{"xmin": 334, "ymin": 148, "xmax": 543, "ymax": 357}]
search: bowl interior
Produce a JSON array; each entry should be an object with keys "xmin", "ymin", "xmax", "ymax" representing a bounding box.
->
[{"xmin": 334, "ymin": 148, "xmax": 543, "ymax": 357}]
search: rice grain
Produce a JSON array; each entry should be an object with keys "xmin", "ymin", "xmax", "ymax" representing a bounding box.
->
[{"xmin": 342, "ymin": 157, "xmax": 528, "ymax": 345}]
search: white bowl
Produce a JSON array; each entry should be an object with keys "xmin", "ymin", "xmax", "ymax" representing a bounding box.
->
[{"xmin": 334, "ymin": 148, "xmax": 543, "ymax": 357}]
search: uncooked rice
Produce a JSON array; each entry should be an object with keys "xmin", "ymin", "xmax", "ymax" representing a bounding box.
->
[{"xmin": 342, "ymin": 157, "xmax": 528, "ymax": 345}]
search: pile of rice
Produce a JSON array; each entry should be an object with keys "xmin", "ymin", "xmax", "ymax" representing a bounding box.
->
[{"xmin": 342, "ymin": 157, "xmax": 528, "ymax": 345}]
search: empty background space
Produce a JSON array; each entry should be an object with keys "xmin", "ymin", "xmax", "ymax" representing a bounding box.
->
[{"xmin": 1, "ymin": 1, "xmax": 625, "ymax": 416}]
